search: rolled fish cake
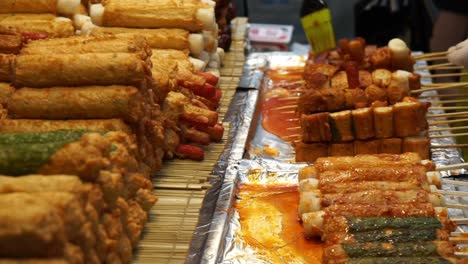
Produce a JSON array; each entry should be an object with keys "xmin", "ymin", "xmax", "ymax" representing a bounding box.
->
[
  {"xmin": 8, "ymin": 86, "xmax": 145, "ymax": 123},
  {"xmin": 14, "ymin": 53, "xmax": 150, "ymax": 88}
]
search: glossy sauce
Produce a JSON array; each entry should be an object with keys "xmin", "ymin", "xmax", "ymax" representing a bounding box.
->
[
  {"xmin": 236, "ymin": 184, "xmax": 323, "ymax": 263},
  {"xmin": 261, "ymin": 68, "xmax": 304, "ymax": 142}
]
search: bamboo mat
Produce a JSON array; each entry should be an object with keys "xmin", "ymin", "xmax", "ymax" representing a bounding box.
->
[{"xmin": 133, "ymin": 17, "xmax": 247, "ymax": 264}]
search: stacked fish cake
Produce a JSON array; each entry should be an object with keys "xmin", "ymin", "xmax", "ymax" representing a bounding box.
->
[
  {"xmin": 298, "ymin": 153, "xmax": 463, "ymax": 263},
  {"xmin": 0, "ymin": 33, "xmax": 159, "ymax": 263},
  {"xmin": 295, "ymin": 38, "xmax": 431, "ymax": 162},
  {"xmin": 73, "ymin": 0, "xmax": 226, "ymax": 161},
  {"xmin": 0, "ymin": 130, "xmax": 157, "ymax": 264},
  {"xmin": 0, "ymin": 0, "xmax": 83, "ymax": 39}
]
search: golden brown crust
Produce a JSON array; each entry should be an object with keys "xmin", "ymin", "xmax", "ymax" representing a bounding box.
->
[
  {"xmin": 8, "ymin": 86, "xmax": 145, "ymax": 122},
  {"xmin": 14, "ymin": 53, "xmax": 149, "ymax": 88}
]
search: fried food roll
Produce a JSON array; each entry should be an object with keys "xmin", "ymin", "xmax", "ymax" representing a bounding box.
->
[
  {"xmin": 0, "ymin": 132, "xmax": 111, "ymax": 178},
  {"xmin": 0, "ymin": 192, "xmax": 67, "ymax": 258},
  {"xmin": 0, "ymin": 26, "xmax": 23, "ymax": 54},
  {"xmin": 364, "ymin": 84, "xmax": 387, "ymax": 103},
  {"xmin": 328, "ymin": 143, "xmax": 354, "ymax": 157},
  {"xmin": 303, "ymin": 63, "xmax": 339, "ymax": 89},
  {"xmin": 14, "ymin": 53, "xmax": 150, "ymax": 88},
  {"xmin": 314, "ymin": 153, "xmax": 423, "ymax": 172},
  {"xmin": 0, "ymin": 54, "xmax": 14, "ymax": 82},
  {"xmin": 299, "ymin": 179, "xmax": 433, "ymax": 194},
  {"xmin": 317, "ymin": 165, "xmax": 432, "ymax": 185},
  {"xmin": 36, "ymin": 192, "xmax": 93, "ymax": 261},
  {"xmin": 325, "ymin": 228, "xmax": 449, "ymax": 246},
  {"xmin": 393, "ymin": 101, "xmax": 428, "ymax": 137},
  {"xmin": 89, "ymin": 27, "xmax": 205, "ymax": 56},
  {"xmin": 323, "ymin": 241, "xmax": 455, "ymax": 263},
  {"xmin": 351, "ymin": 108, "xmax": 374, "ymax": 140},
  {"xmin": 0, "ymin": 259, "xmax": 69, "ymax": 264},
  {"xmin": 298, "ymin": 88, "xmax": 367, "ymax": 114},
  {"xmin": 354, "ymin": 139, "xmax": 380, "ymax": 155},
  {"xmin": 379, "ymin": 138, "xmax": 402, "ymax": 154},
  {"xmin": 0, "ymin": 17, "xmax": 74, "ymax": 38},
  {"xmin": 21, "ymin": 35, "xmax": 151, "ymax": 58},
  {"xmin": 330, "ymin": 257, "xmax": 458, "ymax": 264},
  {"xmin": 0, "ymin": 83, "xmax": 14, "ymax": 107},
  {"xmin": 373, "ymin": 106, "xmax": 393, "ymax": 138},
  {"xmin": 0, "ymin": 0, "xmax": 80, "ymax": 16},
  {"xmin": 0, "ymin": 119, "xmax": 132, "ymax": 134},
  {"xmin": 330, "ymin": 71, "xmax": 348, "ymax": 89},
  {"xmin": 311, "ymin": 190, "xmax": 444, "ymax": 210},
  {"xmin": 330, "ymin": 110, "xmax": 354, "ymax": 142},
  {"xmin": 90, "ymin": 1, "xmax": 215, "ymax": 32},
  {"xmin": 9, "ymin": 86, "xmax": 145, "ymax": 123},
  {"xmin": 295, "ymin": 142, "xmax": 328, "ymax": 163},
  {"xmin": 403, "ymin": 136, "xmax": 430, "ymax": 160},
  {"xmin": 303, "ymin": 206, "xmax": 448, "ymax": 237},
  {"xmin": 301, "ymin": 113, "xmax": 332, "ymax": 143}
]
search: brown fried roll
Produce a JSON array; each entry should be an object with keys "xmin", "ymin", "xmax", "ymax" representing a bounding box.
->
[
  {"xmin": 0, "ymin": 26, "xmax": 23, "ymax": 54},
  {"xmin": 295, "ymin": 142, "xmax": 328, "ymax": 163},
  {"xmin": 393, "ymin": 102, "xmax": 428, "ymax": 137},
  {"xmin": 330, "ymin": 110, "xmax": 354, "ymax": 142},
  {"xmin": 380, "ymin": 138, "xmax": 402, "ymax": 154},
  {"xmin": 402, "ymin": 136, "xmax": 430, "ymax": 160},
  {"xmin": 99, "ymin": 1, "xmax": 207, "ymax": 32},
  {"xmin": 0, "ymin": 54, "xmax": 13, "ymax": 82},
  {"xmin": 365, "ymin": 84, "xmax": 387, "ymax": 103},
  {"xmin": 352, "ymin": 108, "xmax": 374, "ymax": 140},
  {"xmin": 21, "ymin": 35, "xmax": 150, "ymax": 58},
  {"xmin": 90, "ymin": 27, "xmax": 190, "ymax": 50},
  {"xmin": 0, "ymin": 83, "xmax": 14, "ymax": 107},
  {"xmin": 0, "ymin": 260, "xmax": 68, "ymax": 264},
  {"xmin": 354, "ymin": 139, "xmax": 380, "ymax": 155},
  {"xmin": 14, "ymin": 53, "xmax": 149, "ymax": 88},
  {"xmin": 8, "ymin": 86, "xmax": 144, "ymax": 123},
  {"xmin": 328, "ymin": 143, "xmax": 354, "ymax": 157},
  {"xmin": 0, "ymin": 1, "xmax": 57, "ymax": 14},
  {"xmin": 0, "ymin": 192, "xmax": 67, "ymax": 258},
  {"xmin": 0, "ymin": 119, "xmax": 132, "ymax": 133},
  {"xmin": 0, "ymin": 18, "xmax": 74, "ymax": 38},
  {"xmin": 301, "ymin": 113, "xmax": 331, "ymax": 143},
  {"xmin": 373, "ymin": 106, "xmax": 393, "ymax": 138}
]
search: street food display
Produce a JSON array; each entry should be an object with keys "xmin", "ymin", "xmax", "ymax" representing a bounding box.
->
[{"xmin": 0, "ymin": 0, "xmax": 237, "ymax": 262}]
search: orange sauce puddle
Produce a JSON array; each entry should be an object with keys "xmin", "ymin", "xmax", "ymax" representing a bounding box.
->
[
  {"xmin": 261, "ymin": 68, "xmax": 305, "ymax": 142},
  {"xmin": 236, "ymin": 184, "xmax": 323, "ymax": 263}
]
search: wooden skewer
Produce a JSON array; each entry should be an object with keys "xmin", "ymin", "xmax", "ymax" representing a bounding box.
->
[
  {"xmin": 413, "ymin": 51, "xmax": 449, "ymax": 60},
  {"xmin": 437, "ymin": 164, "xmax": 468, "ymax": 171},
  {"xmin": 437, "ymin": 189, "xmax": 468, "ymax": 197},
  {"xmin": 442, "ymin": 179, "xmax": 468, "ymax": 187},
  {"xmin": 428, "ymin": 111, "xmax": 468, "ymax": 118},
  {"xmin": 416, "ymin": 56, "xmax": 448, "ymax": 62},
  {"xmin": 445, "ymin": 202, "xmax": 468, "ymax": 210},
  {"xmin": 420, "ymin": 93, "xmax": 468, "ymax": 98},
  {"xmin": 451, "ymin": 218, "xmax": 468, "ymax": 225},
  {"xmin": 431, "ymin": 99, "xmax": 468, "ymax": 104},
  {"xmin": 415, "ymin": 64, "xmax": 464, "ymax": 71},
  {"xmin": 454, "ymin": 252, "xmax": 468, "ymax": 258},
  {"xmin": 430, "ymin": 132, "xmax": 468, "ymax": 139},
  {"xmin": 411, "ymin": 84, "xmax": 468, "ymax": 94},
  {"xmin": 278, "ymin": 96, "xmax": 300, "ymax": 101},
  {"xmin": 449, "ymin": 237, "xmax": 468, "ymax": 243},
  {"xmin": 429, "ymin": 118, "xmax": 468, "ymax": 126},
  {"xmin": 422, "ymin": 72, "xmax": 468, "ymax": 79},
  {"xmin": 270, "ymin": 105, "xmax": 297, "ymax": 111},
  {"xmin": 429, "ymin": 125, "xmax": 468, "ymax": 133},
  {"xmin": 431, "ymin": 106, "xmax": 468, "ymax": 111},
  {"xmin": 431, "ymin": 144, "xmax": 468, "ymax": 148}
]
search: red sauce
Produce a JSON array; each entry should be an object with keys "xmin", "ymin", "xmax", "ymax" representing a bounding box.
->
[
  {"xmin": 261, "ymin": 68, "xmax": 305, "ymax": 142},
  {"xmin": 236, "ymin": 184, "xmax": 323, "ymax": 263}
]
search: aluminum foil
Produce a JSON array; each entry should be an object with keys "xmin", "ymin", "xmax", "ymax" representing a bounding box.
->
[{"xmin": 189, "ymin": 52, "xmax": 468, "ymax": 263}]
